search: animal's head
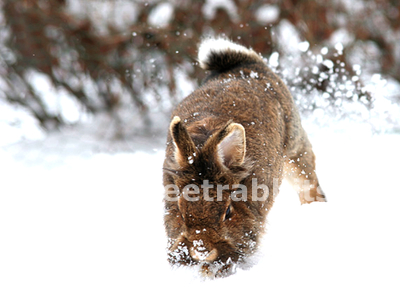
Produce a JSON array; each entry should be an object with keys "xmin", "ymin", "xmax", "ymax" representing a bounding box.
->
[{"xmin": 163, "ymin": 116, "xmax": 258, "ymax": 275}]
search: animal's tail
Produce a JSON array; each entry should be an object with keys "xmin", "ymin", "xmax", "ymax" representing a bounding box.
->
[{"xmin": 198, "ymin": 37, "xmax": 264, "ymax": 72}]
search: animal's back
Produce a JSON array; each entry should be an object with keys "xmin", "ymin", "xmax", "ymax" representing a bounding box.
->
[
  {"xmin": 169, "ymin": 38, "xmax": 298, "ymax": 201},
  {"xmin": 173, "ymin": 38, "xmax": 295, "ymax": 127}
]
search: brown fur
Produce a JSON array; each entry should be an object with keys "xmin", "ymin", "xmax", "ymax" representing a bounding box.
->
[{"xmin": 163, "ymin": 38, "xmax": 326, "ymax": 278}]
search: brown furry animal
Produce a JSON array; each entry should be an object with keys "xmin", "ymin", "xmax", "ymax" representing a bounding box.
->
[{"xmin": 163, "ymin": 37, "xmax": 326, "ymax": 278}]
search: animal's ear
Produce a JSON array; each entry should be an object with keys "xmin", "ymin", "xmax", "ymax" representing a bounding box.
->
[
  {"xmin": 204, "ymin": 121, "xmax": 246, "ymax": 169},
  {"xmin": 169, "ymin": 116, "xmax": 197, "ymax": 167},
  {"xmin": 217, "ymin": 123, "xmax": 246, "ymax": 168}
]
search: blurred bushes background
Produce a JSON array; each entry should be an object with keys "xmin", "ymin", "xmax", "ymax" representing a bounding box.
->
[{"xmin": 1, "ymin": 0, "xmax": 399, "ymax": 139}]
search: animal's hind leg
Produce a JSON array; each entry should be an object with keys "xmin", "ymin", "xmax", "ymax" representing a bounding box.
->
[{"xmin": 284, "ymin": 132, "xmax": 326, "ymax": 204}]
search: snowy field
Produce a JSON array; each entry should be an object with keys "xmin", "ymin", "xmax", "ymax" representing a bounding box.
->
[{"xmin": 1, "ymin": 124, "xmax": 400, "ymax": 300}]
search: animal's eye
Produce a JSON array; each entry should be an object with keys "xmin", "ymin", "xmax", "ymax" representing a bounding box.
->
[{"xmin": 224, "ymin": 205, "xmax": 232, "ymax": 221}]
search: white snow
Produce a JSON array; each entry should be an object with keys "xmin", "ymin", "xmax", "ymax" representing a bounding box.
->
[
  {"xmin": 255, "ymin": 5, "xmax": 280, "ymax": 24},
  {"xmin": 148, "ymin": 2, "xmax": 174, "ymax": 28},
  {"xmin": 322, "ymin": 59, "xmax": 334, "ymax": 69},
  {"xmin": 335, "ymin": 42, "xmax": 344, "ymax": 55},
  {"xmin": 298, "ymin": 41, "xmax": 310, "ymax": 52},
  {"xmin": 329, "ymin": 28, "xmax": 355, "ymax": 49},
  {"xmin": 66, "ymin": 0, "xmax": 139, "ymax": 33},
  {"xmin": 25, "ymin": 70, "xmax": 82, "ymax": 123},
  {"xmin": 0, "ymin": 101, "xmax": 45, "ymax": 147},
  {"xmin": 250, "ymin": 71, "xmax": 259, "ymax": 79},
  {"xmin": 1, "ymin": 125, "xmax": 400, "ymax": 300},
  {"xmin": 274, "ymin": 19, "xmax": 302, "ymax": 55},
  {"xmin": 202, "ymin": 0, "xmax": 239, "ymax": 22},
  {"xmin": 268, "ymin": 52, "xmax": 280, "ymax": 68}
]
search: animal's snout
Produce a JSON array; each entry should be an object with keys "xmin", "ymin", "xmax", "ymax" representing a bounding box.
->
[
  {"xmin": 190, "ymin": 247, "xmax": 218, "ymax": 262},
  {"xmin": 190, "ymin": 239, "xmax": 218, "ymax": 262}
]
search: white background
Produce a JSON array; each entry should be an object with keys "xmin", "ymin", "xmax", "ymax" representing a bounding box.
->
[{"xmin": 1, "ymin": 128, "xmax": 399, "ymax": 300}]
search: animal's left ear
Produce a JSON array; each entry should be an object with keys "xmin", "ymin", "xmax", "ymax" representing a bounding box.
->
[
  {"xmin": 216, "ymin": 122, "xmax": 246, "ymax": 168},
  {"xmin": 169, "ymin": 116, "xmax": 197, "ymax": 167}
]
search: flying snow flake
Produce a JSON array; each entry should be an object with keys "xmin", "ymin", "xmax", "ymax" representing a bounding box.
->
[
  {"xmin": 352, "ymin": 64, "xmax": 361, "ymax": 75},
  {"xmin": 323, "ymin": 59, "xmax": 334, "ymax": 69},
  {"xmin": 335, "ymin": 43, "xmax": 344, "ymax": 55},
  {"xmin": 255, "ymin": 4, "xmax": 280, "ymax": 24},
  {"xmin": 319, "ymin": 72, "xmax": 329, "ymax": 80},
  {"xmin": 202, "ymin": 0, "xmax": 239, "ymax": 22},
  {"xmin": 269, "ymin": 52, "xmax": 279, "ymax": 68},
  {"xmin": 322, "ymin": 92, "xmax": 330, "ymax": 99},
  {"xmin": 334, "ymin": 91, "xmax": 342, "ymax": 98},
  {"xmin": 148, "ymin": 2, "xmax": 174, "ymax": 28},
  {"xmin": 371, "ymin": 73, "xmax": 383, "ymax": 84},
  {"xmin": 298, "ymin": 41, "xmax": 310, "ymax": 52},
  {"xmin": 311, "ymin": 66, "xmax": 319, "ymax": 74}
]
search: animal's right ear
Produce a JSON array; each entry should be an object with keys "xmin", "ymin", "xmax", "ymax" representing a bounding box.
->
[
  {"xmin": 169, "ymin": 116, "xmax": 197, "ymax": 167},
  {"xmin": 216, "ymin": 122, "xmax": 246, "ymax": 168}
]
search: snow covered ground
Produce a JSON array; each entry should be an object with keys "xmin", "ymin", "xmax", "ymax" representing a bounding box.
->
[{"xmin": 1, "ymin": 123, "xmax": 400, "ymax": 300}]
